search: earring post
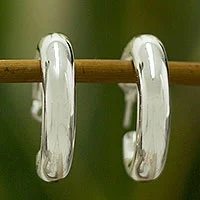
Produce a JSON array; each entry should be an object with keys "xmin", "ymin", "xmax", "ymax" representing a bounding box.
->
[{"xmin": 0, "ymin": 59, "xmax": 199, "ymax": 85}]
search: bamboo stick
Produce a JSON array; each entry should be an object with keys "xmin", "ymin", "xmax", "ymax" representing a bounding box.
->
[{"xmin": 0, "ymin": 59, "xmax": 199, "ymax": 85}]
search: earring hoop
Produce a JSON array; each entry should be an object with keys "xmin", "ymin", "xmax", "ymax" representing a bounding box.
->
[
  {"xmin": 121, "ymin": 35, "xmax": 170, "ymax": 181},
  {"xmin": 31, "ymin": 33, "xmax": 76, "ymax": 182}
]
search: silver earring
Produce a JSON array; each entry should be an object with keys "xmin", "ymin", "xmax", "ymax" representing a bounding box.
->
[
  {"xmin": 119, "ymin": 35, "xmax": 170, "ymax": 181},
  {"xmin": 31, "ymin": 33, "xmax": 76, "ymax": 182}
]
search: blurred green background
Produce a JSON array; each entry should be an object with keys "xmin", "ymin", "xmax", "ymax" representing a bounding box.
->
[{"xmin": 0, "ymin": 0, "xmax": 200, "ymax": 199}]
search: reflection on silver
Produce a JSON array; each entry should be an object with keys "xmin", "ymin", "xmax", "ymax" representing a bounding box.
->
[
  {"xmin": 120, "ymin": 35, "xmax": 170, "ymax": 181},
  {"xmin": 31, "ymin": 33, "xmax": 76, "ymax": 182}
]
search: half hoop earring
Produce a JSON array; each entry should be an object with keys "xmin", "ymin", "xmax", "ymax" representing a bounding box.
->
[
  {"xmin": 31, "ymin": 33, "xmax": 76, "ymax": 182},
  {"xmin": 119, "ymin": 35, "xmax": 170, "ymax": 181}
]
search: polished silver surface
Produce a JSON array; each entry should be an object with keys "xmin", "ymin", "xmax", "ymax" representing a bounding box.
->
[
  {"xmin": 121, "ymin": 35, "xmax": 170, "ymax": 181},
  {"xmin": 31, "ymin": 33, "xmax": 76, "ymax": 182}
]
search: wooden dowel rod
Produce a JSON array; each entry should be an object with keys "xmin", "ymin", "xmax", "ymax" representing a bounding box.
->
[{"xmin": 0, "ymin": 59, "xmax": 199, "ymax": 85}]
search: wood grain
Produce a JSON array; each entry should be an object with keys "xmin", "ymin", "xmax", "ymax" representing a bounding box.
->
[{"xmin": 0, "ymin": 59, "xmax": 199, "ymax": 85}]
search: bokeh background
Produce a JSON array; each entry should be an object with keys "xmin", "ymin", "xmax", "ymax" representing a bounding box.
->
[{"xmin": 0, "ymin": 0, "xmax": 200, "ymax": 199}]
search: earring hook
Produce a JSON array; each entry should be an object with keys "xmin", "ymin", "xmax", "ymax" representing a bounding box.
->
[{"xmin": 118, "ymin": 83, "xmax": 137, "ymax": 129}]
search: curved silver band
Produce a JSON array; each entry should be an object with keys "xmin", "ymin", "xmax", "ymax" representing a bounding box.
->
[
  {"xmin": 32, "ymin": 33, "xmax": 76, "ymax": 182},
  {"xmin": 121, "ymin": 35, "xmax": 170, "ymax": 181}
]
